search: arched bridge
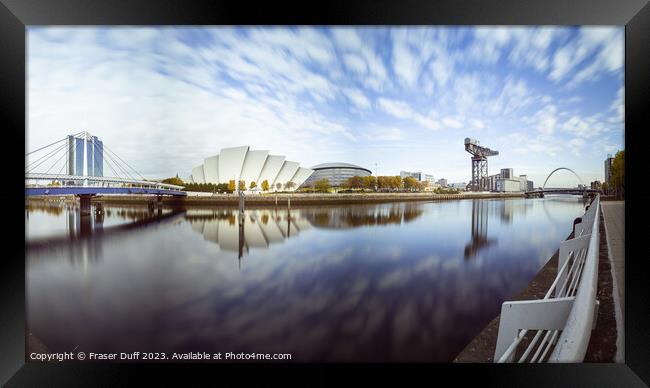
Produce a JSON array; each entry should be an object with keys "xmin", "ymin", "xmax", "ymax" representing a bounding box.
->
[{"xmin": 525, "ymin": 167, "xmax": 600, "ymax": 198}]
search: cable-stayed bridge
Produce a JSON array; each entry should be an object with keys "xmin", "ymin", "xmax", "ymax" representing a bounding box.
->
[{"xmin": 26, "ymin": 132, "xmax": 186, "ymax": 211}]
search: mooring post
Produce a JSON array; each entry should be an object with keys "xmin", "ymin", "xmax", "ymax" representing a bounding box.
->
[
  {"xmin": 288, "ymin": 197, "xmax": 291, "ymax": 211},
  {"xmin": 239, "ymin": 190, "xmax": 245, "ymax": 215}
]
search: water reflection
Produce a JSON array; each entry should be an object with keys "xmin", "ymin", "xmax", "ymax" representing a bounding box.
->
[
  {"xmin": 186, "ymin": 209, "xmax": 312, "ymax": 258},
  {"xmin": 300, "ymin": 203, "xmax": 424, "ymax": 229},
  {"xmin": 463, "ymin": 199, "xmax": 495, "ymax": 259},
  {"xmin": 26, "ymin": 197, "xmax": 588, "ymax": 362},
  {"xmin": 27, "ymin": 201, "xmax": 183, "ymax": 252}
]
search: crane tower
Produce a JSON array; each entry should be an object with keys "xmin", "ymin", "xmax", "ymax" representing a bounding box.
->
[{"xmin": 464, "ymin": 138, "xmax": 498, "ymax": 191}]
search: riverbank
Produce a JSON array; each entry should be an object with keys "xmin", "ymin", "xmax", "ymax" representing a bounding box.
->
[
  {"xmin": 454, "ymin": 205, "xmax": 618, "ymax": 363},
  {"xmin": 27, "ymin": 192, "xmax": 525, "ymax": 207}
]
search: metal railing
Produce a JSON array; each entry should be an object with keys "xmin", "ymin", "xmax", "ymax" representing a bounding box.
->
[
  {"xmin": 25, "ymin": 173, "xmax": 184, "ymax": 190},
  {"xmin": 494, "ymin": 195, "xmax": 600, "ymax": 362}
]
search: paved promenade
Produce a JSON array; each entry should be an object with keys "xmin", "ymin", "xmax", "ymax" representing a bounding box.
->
[
  {"xmin": 601, "ymin": 201, "xmax": 624, "ymax": 361},
  {"xmin": 601, "ymin": 202, "xmax": 625, "ymax": 315}
]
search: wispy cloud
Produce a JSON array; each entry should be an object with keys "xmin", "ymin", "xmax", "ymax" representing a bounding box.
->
[{"xmin": 27, "ymin": 26, "xmax": 624, "ymax": 185}]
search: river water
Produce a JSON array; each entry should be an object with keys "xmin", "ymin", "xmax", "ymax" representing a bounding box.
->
[{"xmin": 26, "ymin": 196, "xmax": 587, "ymax": 362}]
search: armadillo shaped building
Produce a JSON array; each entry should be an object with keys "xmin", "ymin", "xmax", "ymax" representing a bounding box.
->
[{"xmin": 189, "ymin": 146, "xmax": 313, "ymax": 191}]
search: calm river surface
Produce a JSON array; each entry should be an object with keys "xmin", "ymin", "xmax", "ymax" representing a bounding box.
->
[{"xmin": 26, "ymin": 196, "xmax": 587, "ymax": 362}]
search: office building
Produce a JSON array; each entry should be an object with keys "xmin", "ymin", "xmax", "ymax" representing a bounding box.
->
[
  {"xmin": 436, "ymin": 178, "xmax": 448, "ymax": 187},
  {"xmin": 496, "ymin": 178, "xmax": 521, "ymax": 192},
  {"xmin": 422, "ymin": 174, "xmax": 436, "ymax": 186},
  {"xmin": 604, "ymin": 155, "xmax": 614, "ymax": 186},
  {"xmin": 400, "ymin": 171, "xmax": 422, "ymax": 181},
  {"xmin": 500, "ymin": 168, "xmax": 513, "ymax": 179},
  {"xmin": 64, "ymin": 133, "xmax": 104, "ymax": 177}
]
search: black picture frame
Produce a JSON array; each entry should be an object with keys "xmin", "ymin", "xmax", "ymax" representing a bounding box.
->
[{"xmin": 2, "ymin": 0, "xmax": 649, "ymax": 386}]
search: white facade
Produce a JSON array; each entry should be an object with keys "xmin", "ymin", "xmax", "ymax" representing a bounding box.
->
[
  {"xmin": 240, "ymin": 150, "xmax": 269, "ymax": 185},
  {"xmin": 203, "ymin": 155, "xmax": 220, "ymax": 183},
  {"xmin": 273, "ymin": 161, "xmax": 300, "ymax": 189},
  {"xmin": 496, "ymin": 178, "xmax": 522, "ymax": 192},
  {"xmin": 190, "ymin": 146, "xmax": 313, "ymax": 191},
  {"xmin": 291, "ymin": 167, "xmax": 314, "ymax": 187},
  {"xmin": 257, "ymin": 155, "xmax": 286, "ymax": 188},
  {"xmin": 218, "ymin": 146, "xmax": 249, "ymax": 184},
  {"xmin": 191, "ymin": 165, "xmax": 206, "ymax": 183}
]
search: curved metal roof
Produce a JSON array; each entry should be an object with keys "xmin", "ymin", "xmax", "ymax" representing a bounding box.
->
[{"xmin": 310, "ymin": 162, "xmax": 372, "ymax": 173}]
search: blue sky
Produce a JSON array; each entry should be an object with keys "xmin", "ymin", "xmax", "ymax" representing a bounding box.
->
[{"xmin": 27, "ymin": 26, "xmax": 624, "ymax": 186}]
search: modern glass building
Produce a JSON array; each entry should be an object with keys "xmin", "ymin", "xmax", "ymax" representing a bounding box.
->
[
  {"xmin": 92, "ymin": 136, "xmax": 103, "ymax": 177},
  {"xmin": 301, "ymin": 162, "xmax": 372, "ymax": 188},
  {"xmin": 66, "ymin": 134, "xmax": 104, "ymax": 177},
  {"xmin": 86, "ymin": 137, "xmax": 94, "ymax": 176},
  {"xmin": 75, "ymin": 138, "xmax": 84, "ymax": 176}
]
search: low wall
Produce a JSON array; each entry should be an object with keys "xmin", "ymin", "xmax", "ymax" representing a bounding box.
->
[{"xmin": 83, "ymin": 192, "xmax": 524, "ymax": 206}]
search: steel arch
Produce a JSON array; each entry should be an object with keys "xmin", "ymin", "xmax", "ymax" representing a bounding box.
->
[{"xmin": 542, "ymin": 167, "xmax": 584, "ymax": 189}]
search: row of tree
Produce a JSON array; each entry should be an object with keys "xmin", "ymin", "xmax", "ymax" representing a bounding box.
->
[
  {"xmin": 303, "ymin": 175, "xmax": 460, "ymax": 194},
  {"xmin": 161, "ymin": 176, "xmax": 297, "ymax": 193},
  {"xmin": 161, "ymin": 174, "xmax": 462, "ymax": 194}
]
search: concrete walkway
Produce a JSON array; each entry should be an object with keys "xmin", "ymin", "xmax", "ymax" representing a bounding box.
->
[{"xmin": 601, "ymin": 201, "xmax": 624, "ymax": 362}]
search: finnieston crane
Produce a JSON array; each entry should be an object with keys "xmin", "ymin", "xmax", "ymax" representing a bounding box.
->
[{"xmin": 464, "ymin": 138, "xmax": 499, "ymax": 191}]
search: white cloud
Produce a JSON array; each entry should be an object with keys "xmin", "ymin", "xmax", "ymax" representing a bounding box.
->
[
  {"xmin": 550, "ymin": 27, "xmax": 623, "ymax": 87},
  {"xmin": 27, "ymin": 26, "xmax": 624, "ymax": 183},
  {"xmin": 331, "ymin": 28, "xmax": 363, "ymax": 50},
  {"xmin": 367, "ymin": 127, "xmax": 404, "ymax": 141},
  {"xmin": 441, "ymin": 117, "xmax": 463, "ymax": 129},
  {"xmin": 376, "ymin": 97, "xmax": 441, "ymax": 131},
  {"xmin": 469, "ymin": 119, "xmax": 485, "ymax": 129},
  {"xmin": 377, "ymin": 98, "xmax": 414, "ymax": 119},
  {"xmin": 392, "ymin": 30, "xmax": 421, "ymax": 88},
  {"xmin": 529, "ymin": 105, "xmax": 558, "ymax": 135},
  {"xmin": 342, "ymin": 88, "xmax": 371, "ymax": 110},
  {"xmin": 342, "ymin": 53, "xmax": 368, "ymax": 74}
]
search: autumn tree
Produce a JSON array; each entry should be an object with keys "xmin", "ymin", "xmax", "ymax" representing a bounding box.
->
[
  {"xmin": 261, "ymin": 180, "xmax": 270, "ymax": 191},
  {"xmin": 314, "ymin": 178, "xmax": 331, "ymax": 193},
  {"xmin": 345, "ymin": 175, "xmax": 364, "ymax": 189},
  {"xmin": 403, "ymin": 176, "xmax": 419, "ymax": 191},
  {"xmin": 276, "ymin": 182, "xmax": 283, "ymax": 191},
  {"xmin": 377, "ymin": 176, "xmax": 390, "ymax": 189},
  {"xmin": 284, "ymin": 181, "xmax": 295, "ymax": 190},
  {"xmin": 610, "ymin": 150, "xmax": 624, "ymax": 198},
  {"xmin": 362, "ymin": 175, "xmax": 377, "ymax": 190},
  {"xmin": 390, "ymin": 176, "xmax": 403, "ymax": 190},
  {"xmin": 249, "ymin": 181, "xmax": 257, "ymax": 190},
  {"xmin": 228, "ymin": 180, "xmax": 236, "ymax": 192},
  {"xmin": 161, "ymin": 177, "xmax": 184, "ymax": 186}
]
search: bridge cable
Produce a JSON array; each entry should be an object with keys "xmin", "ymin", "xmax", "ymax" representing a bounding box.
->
[
  {"xmin": 101, "ymin": 151, "xmax": 125, "ymax": 181},
  {"xmin": 102, "ymin": 148, "xmax": 134, "ymax": 181},
  {"xmin": 102, "ymin": 147, "xmax": 140, "ymax": 182},
  {"xmin": 55, "ymin": 135, "xmax": 78, "ymax": 177},
  {"xmin": 25, "ymin": 141, "xmax": 69, "ymax": 173},
  {"xmin": 24, "ymin": 130, "xmax": 84, "ymax": 157},
  {"xmin": 100, "ymin": 142, "xmax": 147, "ymax": 181},
  {"xmin": 90, "ymin": 138, "xmax": 135, "ymax": 181},
  {"xmin": 44, "ymin": 139, "xmax": 74, "ymax": 175}
]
